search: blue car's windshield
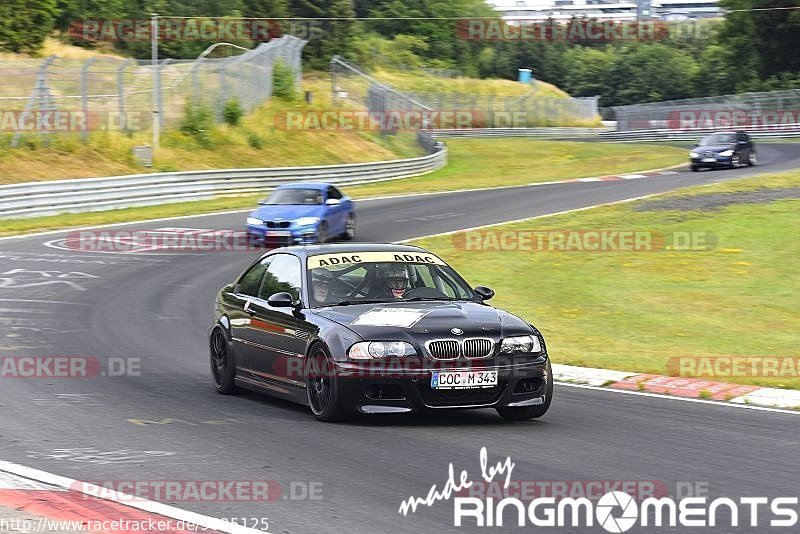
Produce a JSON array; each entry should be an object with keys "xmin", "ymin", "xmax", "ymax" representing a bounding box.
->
[
  {"xmin": 265, "ymin": 188, "xmax": 323, "ymax": 205},
  {"xmin": 700, "ymin": 133, "xmax": 735, "ymax": 145}
]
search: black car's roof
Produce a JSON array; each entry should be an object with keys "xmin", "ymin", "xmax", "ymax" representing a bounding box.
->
[{"xmin": 260, "ymin": 243, "xmax": 432, "ymax": 261}]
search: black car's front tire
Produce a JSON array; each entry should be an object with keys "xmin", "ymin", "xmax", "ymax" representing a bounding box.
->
[
  {"xmin": 691, "ymin": 165, "xmax": 699, "ymax": 172},
  {"xmin": 343, "ymin": 213, "xmax": 356, "ymax": 240},
  {"xmin": 210, "ymin": 327, "xmax": 238, "ymax": 395},
  {"xmin": 306, "ymin": 345, "xmax": 345, "ymax": 422},
  {"xmin": 496, "ymin": 361, "xmax": 553, "ymax": 421}
]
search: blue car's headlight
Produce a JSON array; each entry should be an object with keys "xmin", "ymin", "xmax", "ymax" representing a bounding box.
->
[
  {"xmin": 246, "ymin": 216, "xmax": 263, "ymax": 226},
  {"xmin": 295, "ymin": 217, "xmax": 320, "ymax": 226}
]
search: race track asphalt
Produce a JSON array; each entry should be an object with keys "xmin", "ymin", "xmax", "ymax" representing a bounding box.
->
[{"xmin": 1, "ymin": 142, "xmax": 799, "ymax": 533}]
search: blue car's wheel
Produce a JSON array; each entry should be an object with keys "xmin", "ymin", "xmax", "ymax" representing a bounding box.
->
[{"xmin": 316, "ymin": 221, "xmax": 327, "ymax": 244}]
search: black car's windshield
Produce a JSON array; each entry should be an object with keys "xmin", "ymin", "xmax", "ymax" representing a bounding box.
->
[
  {"xmin": 264, "ymin": 188, "xmax": 323, "ymax": 205},
  {"xmin": 700, "ymin": 133, "xmax": 736, "ymax": 146},
  {"xmin": 306, "ymin": 252, "xmax": 476, "ymax": 307}
]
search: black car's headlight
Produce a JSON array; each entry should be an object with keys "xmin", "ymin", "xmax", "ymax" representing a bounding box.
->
[
  {"xmin": 348, "ymin": 341, "xmax": 416, "ymax": 360},
  {"xmin": 500, "ymin": 334, "xmax": 542, "ymax": 355},
  {"xmin": 719, "ymin": 149, "xmax": 734, "ymax": 157}
]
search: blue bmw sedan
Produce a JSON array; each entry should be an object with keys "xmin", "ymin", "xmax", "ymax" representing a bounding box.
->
[{"xmin": 246, "ymin": 183, "xmax": 356, "ymax": 247}]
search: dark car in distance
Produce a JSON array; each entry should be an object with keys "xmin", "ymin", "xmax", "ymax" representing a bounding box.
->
[
  {"xmin": 209, "ymin": 244, "xmax": 552, "ymax": 422},
  {"xmin": 690, "ymin": 131, "xmax": 757, "ymax": 171}
]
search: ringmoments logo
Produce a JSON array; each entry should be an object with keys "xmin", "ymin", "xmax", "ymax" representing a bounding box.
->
[{"xmin": 398, "ymin": 448, "xmax": 800, "ymax": 531}]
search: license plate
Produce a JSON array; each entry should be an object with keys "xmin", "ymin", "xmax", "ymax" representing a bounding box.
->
[
  {"xmin": 266, "ymin": 230, "xmax": 290, "ymax": 237},
  {"xmin": 431, "ymin": 370, "xmax": 498, "ymax": 390},
  {"xmin": 701, "ymin": 158, "xmax": 716, "ymax": 162}
]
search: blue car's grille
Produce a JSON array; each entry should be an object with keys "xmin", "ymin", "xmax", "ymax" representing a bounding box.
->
[{"xmin": 265, "ymin": 221, "xmax": 291, "ymax": 228}]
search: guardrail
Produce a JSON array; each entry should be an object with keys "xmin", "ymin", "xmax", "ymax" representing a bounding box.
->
[
  {"xmin": 431, "ymin": 127, "xmax": 609, "ymax": 138},
  {"xmin": 0, "ymin": 146, "xmax": 447, "ymax": 219},
  {"xmin": 430, "ymin": 125, "xmax": 800, "ymax": 142},
  {"xmin": 597, "ymin": 125, "xmax": 800, "ymax": 142}
]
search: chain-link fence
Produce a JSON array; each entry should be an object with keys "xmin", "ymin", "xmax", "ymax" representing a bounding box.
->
[
  {"xmin": 330, "ymin": 56, "xmax": 599, "ymax": 131},
  {"xmin": 612, "ymin": 89, "xmax": 800, "ymax": 131},
  {"xmin": 0, "ymin": 35, "xmax": 307, "ymax": 146}
]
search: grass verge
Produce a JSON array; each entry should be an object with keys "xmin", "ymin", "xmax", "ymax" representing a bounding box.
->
[
  {"xmin": 414, "ymin": 170, "xmax": 800, "ymax": 389},
  {"xmin": 0, "ymin": 139, "xmax": 685, "ymax": 237}
]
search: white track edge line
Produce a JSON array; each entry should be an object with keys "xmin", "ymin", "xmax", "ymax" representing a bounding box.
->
[
  {"xmin": 555, "ymin": 382, "xmax": 800, "ymax": 415},
  {"xmin": 0, "ymin": 460, "xmax": 268, "ymax": 534},
  {"xmin": 396, "ymin": 193, "xmax": 660, "ymax": 242}
]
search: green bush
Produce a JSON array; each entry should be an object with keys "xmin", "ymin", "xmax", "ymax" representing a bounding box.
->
[
  {"xmin": 247, "ymin": 131, "xmax": 264, "ymax": 150},
  {"xmin": 179, "ymin": 103, "xmax": 214, "ymax": 148},
  {"xmin": 272, "ymin": 61, "xmax": 296, "ymax": 100},
  {"xmin": 222, "ymin": 99, "xmax": 244, "ymax": 126}
]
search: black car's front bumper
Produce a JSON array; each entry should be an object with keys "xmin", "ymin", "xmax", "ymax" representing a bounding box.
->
[
  {"xmin": 332, "ymin": 357, "xmax": 550, "ymax": 414},
  {"xmin": 690, "ymin": 154, "xmax": 734, "ymax": 168}
]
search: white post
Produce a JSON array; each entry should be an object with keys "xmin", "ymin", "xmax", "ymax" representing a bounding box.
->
[{"xmin": 151, "ymin": 13, "xmax": 160, "ymax": 154}]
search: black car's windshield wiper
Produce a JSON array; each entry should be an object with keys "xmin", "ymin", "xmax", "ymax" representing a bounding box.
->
[
  {"xmin": 329, "ymin": 299, "xmax": 395, "ymax": 306},
  {"xmin": 403, "ymin": 297, "xmax": 460, "ymax": 302}
]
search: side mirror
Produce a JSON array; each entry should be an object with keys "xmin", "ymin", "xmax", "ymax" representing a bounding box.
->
[
  {"xmin": 233, "ymin": 283, "xmax": 241, "ymax": 294},
  {"xmin": 474, "ymin": 286, "xmax": 495, "ymax": 301},
  {"xmin": 325, "ymin": 198, "xmax": 341, "ymax": 206},
  {"xmin": 268, "ymin": 292, "xmax": 299, "ymax": 308}
]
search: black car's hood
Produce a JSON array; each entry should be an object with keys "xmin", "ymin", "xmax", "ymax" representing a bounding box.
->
[
  {"xmin": 315, "ymin": 300, "xmax": 532, "ymax": 340},
  {"xmin": 696, "ymin": 144, "xmax": 734, "ymax": 152}
]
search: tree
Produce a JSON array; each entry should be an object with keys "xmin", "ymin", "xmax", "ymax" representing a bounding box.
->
[
  {"xmin": 288, "ymin": 0, "xmax": 356, "ymax": 68},
  {"xmin": 561, "ymin": 47, "xmax": 614, "ymax": 99},
  {"xmin": 717, "ymin": 0, "xmax": 800, "ymax": 78},
  {"xmin": 603, "ymin": 44, "xmax": 699, "ymax": 106},
  {"xmin": 0, "ymin": 0, "xmax": 57, "ymax": 52}
]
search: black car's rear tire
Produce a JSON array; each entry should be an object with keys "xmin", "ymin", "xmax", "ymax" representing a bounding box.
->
[
  {"xmin": 306, "ymin": 345, "xmax": 345, "ymax": 422},
  {"xmin": 496, "ymin": 361, "xmax": 553, "ymax": 421},
  {"xmin": 748, "ymin": 151, "xmax": 757, "ymax": 166},
  {"xmin": 210, "ymin": 327, "xmax": 238, "ymax": 395}
]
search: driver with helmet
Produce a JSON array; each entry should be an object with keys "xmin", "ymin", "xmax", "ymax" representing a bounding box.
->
[
  {"xmin": 377, "ymin": 264, "xmax": 411, "ymax": 299},
  {"xmin": 310, "ymin": 268, "xmax": 338, "ymax": 306}
]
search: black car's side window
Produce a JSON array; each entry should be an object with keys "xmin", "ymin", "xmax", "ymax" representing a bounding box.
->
[
  {"xmin": 259, "ymin": 254, "xmax": 302, "ymax": 302},
  {"xmin": 238, "ymin": 257, "xmax": 271, "ymax": 297}
]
